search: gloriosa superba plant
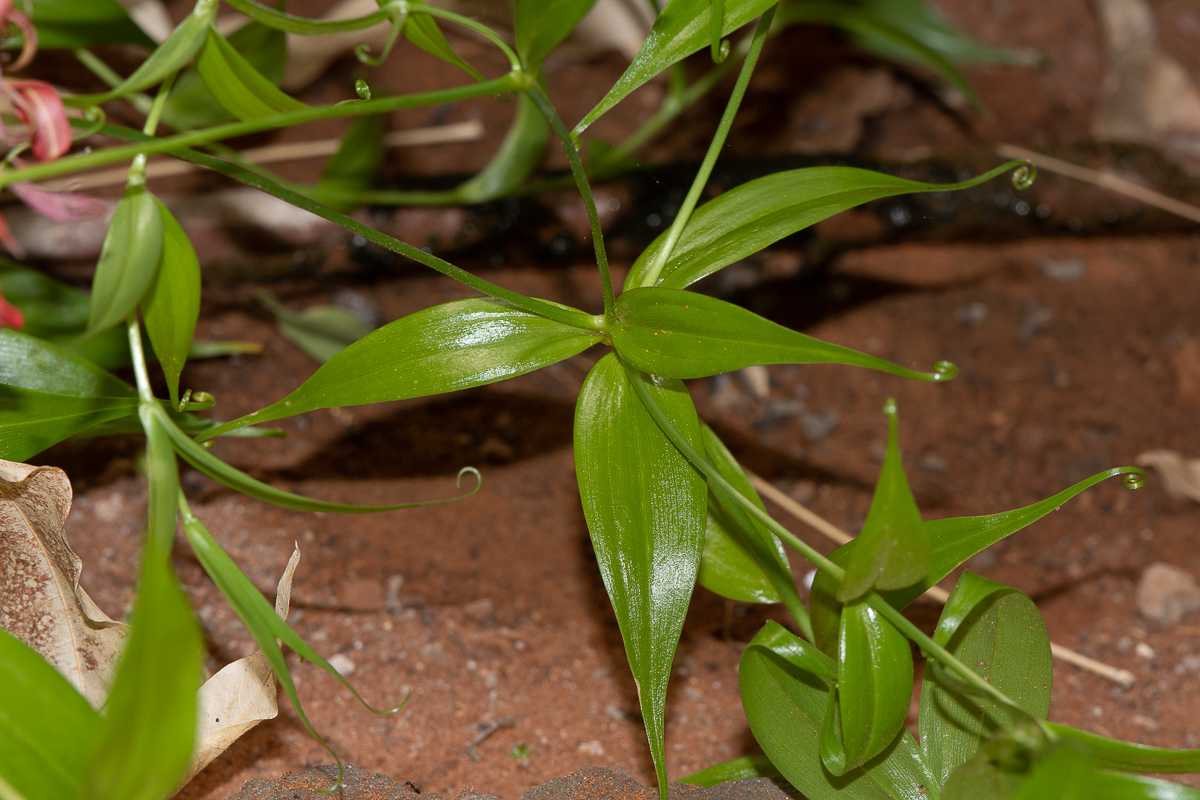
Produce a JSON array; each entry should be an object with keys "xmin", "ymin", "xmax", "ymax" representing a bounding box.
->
[{"xmin": 0, "ymin": 0, "xmax": 1194, "ymax": 798}]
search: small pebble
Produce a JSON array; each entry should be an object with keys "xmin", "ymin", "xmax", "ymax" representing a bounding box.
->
[
  {"xmin": 328, "ymin": 653, "xmax": 356, "ymax": 676},
  {"xmin": 1136, "ymin": 563, "xmax": 1200, "ymax": 625}
]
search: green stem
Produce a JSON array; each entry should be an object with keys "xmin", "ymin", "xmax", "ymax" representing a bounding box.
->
[
  {"xmin": 127, "ymin": 317, "xmax": 156, "ymax": 405},
  {"xmin": 525, "ymin": 84, "xmax": 615, "ymax": 317},
  {"xmin": 416, "ymin": 6, "xmax": 521, "ymax": 71},
  {"xmin": 89, "ymin": 121, "xmax": 604, "ymax": 333},
  {"xmin": 222, "ymin": 0, "xmax": 401, "ymax": 33},
  {"xmin": 623, "ymin": 360, "xmax": 1031, "ymax": 717},
  {"xmin": 73, "ymin": 48, "xmax": 154, "ymax": 115},
  {"xmin": 637, "ymin": 7, "xmax": 775, "ymax": 288},
  {"xmin": 3, "ymin": 77, "xmax": 517, "ymax": 190}
]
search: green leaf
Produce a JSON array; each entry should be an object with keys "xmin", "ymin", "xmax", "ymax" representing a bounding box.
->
[
  {"xmin": 809, "ymin": 466, "xmax": 1144, "ymax": 655},
  {"xmin": 838, "ymin": 400, "xmax": 929, "ymax": 601},
  {"xmin": 1045, "ymin": 723, "xmax": 1200, "ymax": 774},
  {"xmin": 613, "ymin": 287, "xmax": 957, "ymax": 382},
  {"xmin": 821, "ymin": 599, "xmax": 913, "ymax": 775},
  {"xmin": 180, "ymin": 503, "xmax": 393, "ymax": 776},
  {"xmin": 258, "ymin": 292, "xmax": 374, "ymax": 364},
  {"xmin": 163, "ymin": 20, "xmax": 288, "ymax": 130},
  {"xmin": 697, "ymin": 423, "xmax": 801, "ymax": 612},
  {"xmin": 679, "ymin": 754, "xmax": 779, "ymax": 786},
  {"xmin": 0, "ymin": 329, "xmax": 133, "ymax": 398},
  {"xmin": 739, "ymin": 621, "xmax": 937, "ymax": 800},
  {"xmin": 29, "ymin": 0, "xmax": 153, "ymax": 48},
  {"xmin": 453, "ymin": 92, "xmax": 549, "ymax": 204},
  {"xmin": 201, "ymin": 297, "xmax": 601, "ymax": 438},
  {"xmin": 196, "ymin": 25, "xmax": 309, "ymax": 121},
  {"xmin": 319, "ymin": 115, "xmax": 387, "ymax": 203},
  {"xmin": 1083, "ymin": 773, "xmax": 1200, "ymax": 800},
  {"xmin": 0, "ymin": 629, "xmax": 101, "ymax": 800},
  {"xmin": 919, "ymin": 573, "xmax": 1052, "ymax": 787},
  {"xmin": 154, "ymin": 405, "xmax": 480, "ymax": 513},
  {"xmin": 0, "ymin": 261, "xmax": 129, "ymax": 369},
  {"xmin": 85, "ymin": 185, "xmax": 165, "ymax": 341},
  {"xmin": 625, "ymin": 163, "xmax": 1025, "ymax": 290},
  {"xmin": 141, "ymin": 201, "xmax": 200, "ymax": 407},
  {"xmin": 574, "ymin": 0, "xmax": 775, "ymax": 135},
  {"xmin": 574, "ymin": 353, "xmax": 707, "ymax": 791},
  {"xmin": 515, "ymin": 0, "xmax": 599, "ymax": 71},
  {"xmin": 83, "ymin": 540, "xmax": 203, "ymax": 800},
  {"xmin": 405, "ymin": 8, "xmax": 484, "ymax": 82},
  {"xmin": 0, "ymin": 386, "xmax": 138, "ymax": 461},
  {"xmin": 71, "ymin": 0, "xmax": 217, "ymax": 105}
]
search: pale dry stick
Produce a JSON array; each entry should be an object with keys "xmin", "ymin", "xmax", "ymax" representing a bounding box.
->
[
  {"xmin": 996, "ymin": 142, "xmax": 1200, "ymax": 225},
  {"xmin": 745, "ymin": 470, "xmax": 1137, "ymax": 688},
  {"xmin": 39, "ymin": 119, "xmax": 485, "ymax": 193}
]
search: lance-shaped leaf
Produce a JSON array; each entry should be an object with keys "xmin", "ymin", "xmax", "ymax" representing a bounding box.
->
[
  {"xmin": 515, "ymin": 0, "xmax": 599, "ymax": 71},
  {"xmin": 454, "ymin": 93, "xmax": 549, "ymax": 204},
  {"xmin": 679, "ymin": 754, "xmax": 779, "ymax": 786},
  {"xmin": 697, "ymin": 424, "xmax": 806, "ymax": 631},
  {"xmin": 575, "ymin": 353, "xmax": 707, "ymax": 792},
  {"xmin": 0, "ymin": 386, "xmax": 138, "ymax": 461},
  {"xmin": 85, "ymin": 185, "xmax": 164, "ymax": 341},
  {"xmin": 739, "ymin": 621, "xmax": 937, "ymax": 800},
  {"xmin": 838, "ymin": 400, "xmax": 929, "ymax": 602},
  {"xmin": 258, "ymin": 292, "xmax": 373, "ymax": 364},
  {"xmin": 406, "ymin": 7, "xmax": 484, "ymax": 82},
  {"xmin": 809, "ymin": 466, "xmax": 1144, "ymax": 655},
  {"xmin": 624, "ymin": 163, "xmax": 1023, "ymax": 290},
  {"xmin": 141, "ymin": 202, "xmax": 200, "ymax": 407},
  {"xmin": 200, "ymin": 297, "xmax": 601, "ymax": 438},
  {"xmin": 0, "ymin": 329, "xmax": 133, "ymax": 398},
  {"xmin": 1044, "ymin": 723, "xmax": 1200, "ymax": 775},
  {"xmin": 613, "ymin": 287, "xmax": 957, "ymax": 382},
  {"xmin": 197, "ymin": 25, "xmax": 309, "ymax": 121},
  {"xmin": 0, "ymin": 628, "xmax": 101, "ymax": 799},
  {"xmin": 574, "ymin": 0, "xmax": 776, "ymax": 135},
  {"xmin": 163, "ymin": 20, "xmax": 288, "ymax": 130},
  {"xmin": 319, "ymin": 115, "xmax": 387, "ymax": 205},
  {"xmin": 30, "ymin": 0, "xmax": 154, "ymax": 48},
  {"xmin": 821, "ymin": 599, "xmax": 913, "ymax": 775},
  {"xmin": 920, "ymin": 572, "xmax": 1052, "ymax": 787},
  {"xmin": 84, "ymin": 538, "xmax": 203, "ymax": 800},
  {"xmin": 70, "ymin": 0, "xmax": 217, "ymax": 105}
]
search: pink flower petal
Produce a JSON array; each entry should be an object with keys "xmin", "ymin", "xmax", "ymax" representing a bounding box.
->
[
  {"xmin": 8, "ymin": 80, "xmax": 70, "ymax": 162},
  {"xmin": 0, "ymin": 210, "xmax": 26, "ymax": 260},
  {"xmin": 10, "ymin": 181, "xmax": 110, "ymax": 222},
  {"xmin": 0, "ymin": 286, "xmax": 25, "ymax": 330}
]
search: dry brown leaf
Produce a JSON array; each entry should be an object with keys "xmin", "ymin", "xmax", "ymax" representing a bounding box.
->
[
  {"xmin": 180, "ymin": 545, "xmax": 302, "ymax": 785},
  {"xmin": 1137, "ymin": 450, "xmax": 1200, "ymax": 504},
  {"xmin": 0, "ymin": 459, "xmax": 129, "ymax": 708}
]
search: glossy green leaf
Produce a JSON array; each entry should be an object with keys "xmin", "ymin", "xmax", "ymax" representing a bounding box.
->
[
  {"xmin": 515, "ymin": 0, "xmax": 599, "ymax": 71},
  {"xmin": 1084, "ymin": 773, "xmax": 1200, "ymax": 800},
  {"xmin": 454, "ymin": 93, "xmax": 549, "ymax": 204},
  {"xmin": 1006, "ymin": 743, "xmax": 1093, "ymax": 800},
  {"xmin": 83, "ymin": 540, "xmax": 202, "ymax": 800},
  {"xmin": 0, "ymin": 329, "xmax": 133, "ymax": 398},
  {"xmin": 739, "ymin": 621, "xmax": 937, "ymax": 800},
  {"xmin": 1046, "ymin": 723, "xmax": 1200, "ymax": 774},
  {"xmin": 201, "ymin": 298, "xmax": 601, "ymax": 438},
  {"xmin": 180, "ymin": 502, "xmax": 395, "ymax": 777},
  {"xmin": 406, "ymin": 8, "xmax": 484, "ymax": 82},
  {"xmin": 919, "ymin": 572, "xmax": 1052, "ymax": 787},
  {"xmin": 613, "ymin": 287, "xmax": 956, "ymax": 382},
  {"xmin": 574, "ymin": 0, "xmax": 775, "ymax": 135},
  {"xmin": 574, "ymin": 353, "xmax": 707, "ymax": 791},
  {"xmin": 697, "ymin": 424, "xmax": 802, "ymax": 615},
  {"xmin": 141, "ymin": 202, "xmax": 200, "ymax": 407},
  {"xmin": 774, "ymin": 2, "xmax": 981, "ymax": 112},
  {"xmin": 258, "ymin": 293, "xmax": 373, "ymax": 364},
  {"xmin": 197, "ymin": 25, "xmax": 308, "ymax": 121},
  {"xmin": 0, "ymin": 261, "xmax": 129, "ymax": 369},
  {"xmin": 85, "ymin": 185, "xmax": 164, "ymax": 341},
  {"xmin": 838, "ymin": 401, "xmax": 929, "ymax": 601},
  {"xmin": 822, "ymin": 599, "xmax": 913, "ymax": 775},
  {"xmin": 0, "ymin": 629, "xmax": 101, "ymax": 800},
  {"xmin": 0, "ymin": 386, "xmax": 137, "ymax": 461},
  {"xmin": 154, "ymin": 405, "xmax": 479, "ymax": 513},
  {"xmin": 71, "ymin": 0, "xmax": 217, "ymax": 105},
  {"xmin": 29, "ymin": 0, "xmax": 153, "ymax": 48},
  {"xmin": 625, "ymin": 163, "xmax": 1024, "ymax": 290},
  {"xmin": 679, "ymin": 754, "xmax": 780, "ymax": 786},
  {"xmin": 809, "ymin": 467, "xmax": 1143, "ymax": 654},
  {"xmin": 319, "ymin": 115, "xmax": 387, "ymax": 203},
  {"xmin": 840, "ymin": 0, "xmax": 1042, "ymax": 67},
  {"xmin": 163, "ymin": 21, "xmax": 288, "ymax": 130}
]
